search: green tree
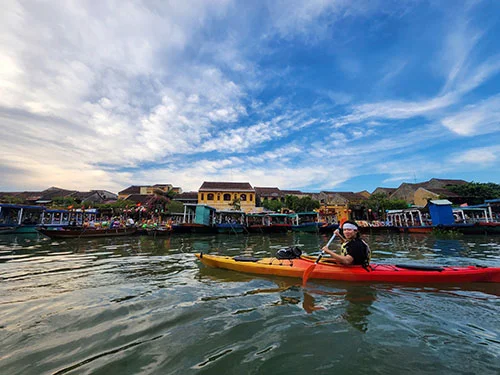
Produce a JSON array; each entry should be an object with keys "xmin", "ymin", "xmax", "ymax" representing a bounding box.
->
[
  {"xmin": 231, "ymin": 197, "xmax": 241, "ymax": 211},
  {"xmin": 295, "ymin": 196, "xmax": 320, "ymax": 212},
  {"xmin": 262, "ymin": 199, "xmax": 283, "ymax": 212},
  {"xmin": 446, "ymin": 182, "xmax": 500, "ymax": 204},
  {"xmin": 283, "ymin": 195, "xmax": 320, "ymax": 212},
  {"xmin": 166, "ymin": 200, "xmax": 184, "ymax": 213},
  {"xmin": 362, "ymin": 193, "xmax": 408, "ymax": 219}
]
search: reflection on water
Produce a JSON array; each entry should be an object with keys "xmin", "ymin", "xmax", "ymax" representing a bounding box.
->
[{"xmin": 0, "ymin": 232, "xmax": 499, "ymax": 375}]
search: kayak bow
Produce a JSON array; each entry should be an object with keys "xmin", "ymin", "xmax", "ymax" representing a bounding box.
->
[{"xmin": 196, "ymin": 253, "xmax": 500, "ymax": 283}]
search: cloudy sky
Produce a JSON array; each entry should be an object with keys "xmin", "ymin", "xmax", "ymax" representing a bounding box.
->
[{"xmin": 1, "ymin": 0, "xmax": 500, "ymax": 194}]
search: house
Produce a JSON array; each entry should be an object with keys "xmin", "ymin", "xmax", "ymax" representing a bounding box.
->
[
  {"xmin": 172, "ymin": 191, "xmax": 198, "ymax": 205},
  {"xmin": 281, "ymin": 190, "xmax": 308, "ymax": 198},
  {"xmin": 118, "ymin": 184, "xmax": 181, "ymax": 200},
  {"xmin": 414, "ymin": 188, "xmax": 462, "ymax": 206},
  {"xmin": 254, "ymin": 187, "xmax": 284, "ymax": 205},
  {"xmin": 316, "ymin": 191, "xmax": 367, "ymax": 206},
  {"xmin": 71, "ymin": 190, "xmax": 118, "ymax": 205},
  {"xmin": 198, "ymin": 182, "xmax": 256, "ymax": 213},
  {"xmin": 390, "ymin": 179, "xmax": 468, "ymax": 204},
  {"xmin": 372, "ymin": 187, "xmax": 397, "ymax": 197},
  {"xmin": 316, "ymin": 191, "xmax": 368, "ymax": 222}
]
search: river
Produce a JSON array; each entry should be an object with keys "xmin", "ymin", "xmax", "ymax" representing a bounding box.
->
[{"xmin": 0, "ymin": 232, "xmax": 499, "ymax": 374}]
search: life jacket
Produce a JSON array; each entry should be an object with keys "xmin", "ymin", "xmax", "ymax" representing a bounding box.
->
[{"xmin": 341, "ymin": 239, "xmax": 370, "ymax": 267}]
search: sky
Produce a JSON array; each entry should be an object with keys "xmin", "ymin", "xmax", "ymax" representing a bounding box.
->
[{"xmin": 1, "ymin": 0, "xmax": 500, "ymax": 194}]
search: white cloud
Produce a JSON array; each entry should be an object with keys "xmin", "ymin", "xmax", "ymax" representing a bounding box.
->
[
  {"xmin": 450, "ymin": 146, "xmax": 499, "ymax": 165},
  {"xmin": 441, "ymin": 95, "xmax": 500, "ymax": 136}
]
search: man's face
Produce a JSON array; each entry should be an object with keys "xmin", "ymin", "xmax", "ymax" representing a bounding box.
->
[{"xmin": 343, "ymin": 227, "xmax": 357, "ymax": 239}]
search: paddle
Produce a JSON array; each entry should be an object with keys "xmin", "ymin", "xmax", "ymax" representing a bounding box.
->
[{"xmin": 302, "ymin": 232, "xmax": 337, "ymax": 286}]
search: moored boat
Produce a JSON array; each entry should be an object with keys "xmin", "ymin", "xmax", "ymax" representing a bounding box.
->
[
  {"xmin": 290, "ymin": 212, "xmax": 321, "ymax": 232},
  {"xmin": 37, "ymin": 226, "xmax": 137, "ymax": 238},
  {"xmin": 196, "ymin": 253, "xmax": 500, "ymax": 283},
  {"xmin": 146, "ymin": 226, "xmax": 172, "ymax": 236},
  {"xmin": 171, "ymin": 204, "xmax": 217, "ymax": 234},
  {"xmin": 0, "ymin": 204, "xmax": 44, "ymax": 234},
  {"xmin": 215, "ymin": 210, "xmax": 246, "ymax": 234}
]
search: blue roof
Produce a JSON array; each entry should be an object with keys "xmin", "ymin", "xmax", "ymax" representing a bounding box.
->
[
  {"xmin": 485, "ymin": 198, "xmax": 500, "ymax": 203},
  {"xmin": 0, "ymin": 203, "xmax": 44, "ymax": 210}
]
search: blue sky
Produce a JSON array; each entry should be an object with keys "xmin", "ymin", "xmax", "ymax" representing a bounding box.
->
[{"xmin": 1, "ymin": 0, "xmax": 500, "ymax": 194}]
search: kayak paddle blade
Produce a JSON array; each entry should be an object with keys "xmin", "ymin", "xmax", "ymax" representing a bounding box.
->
[{"xmin": 302, "ymin": 264, "xmax": 316, "ymax": 286}]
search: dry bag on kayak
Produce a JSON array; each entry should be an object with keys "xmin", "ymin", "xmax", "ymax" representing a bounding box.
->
[{"xmin": 276, "ymin": 246, "xmax": 302, "ymax": 259}]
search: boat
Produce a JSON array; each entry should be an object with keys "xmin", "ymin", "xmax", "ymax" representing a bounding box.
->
[
  {"xmin": 40, "ymin": 208, "xmax": 99, "ymax": 229},
  {"xmin": 146, "ymin": 226, "xmax": 172, "ymax": 236},
  {"xmin": 245, "ymin": 213, "xmax": 270, "ymax": 233},
  {"xmin": 215, "ymin": 210, "xmax": 247, "ymax": 234},
  {"xmin": 37, "ymin": 226, "xmax": 137, "ymax": 238},
  {"xmin": 171, "ymin": 204, "xmax": 217, "ymax": 234},
  {"xmin": 267, "ymin": 213, "xmax": 292, "ymax": 232},
  {"xmin": 196, "ymin": 253, "xmax": 500, "ymax": 283},
  {"xmin": 290, "ymin": 212, "xmax": 322, "ymax": 232},
  {"xmin": 0, "ymin": 204, "xmax": 44, "ymax": 234},
  {"xmin": 0, "ymin": 226, "xmax": 16, "ymax": 235}
]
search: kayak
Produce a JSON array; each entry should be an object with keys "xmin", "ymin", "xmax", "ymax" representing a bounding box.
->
[{"xmin": 195, "ymin": 253, "xmax": 500, "ymax": 283}]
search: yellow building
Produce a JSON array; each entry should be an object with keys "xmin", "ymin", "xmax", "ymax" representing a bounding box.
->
[
  {"xmin": 198, "ymin": 182, "xmax": 256, "ymax": 213},
  {"xmin": 118, "ymin": 184, "xmax": 181, "ymax": 200}
]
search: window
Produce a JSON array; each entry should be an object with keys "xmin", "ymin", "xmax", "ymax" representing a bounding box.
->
[
  {"xmin": 201, "ymin": 193, "xmax": 204, "ymax": 200},
  {"xmin": 223, "ymin": 194, "xmax": 231, "ymax": 201},
  {"xmin": 240, "ymin": 194, "xmax": 246, "ymax": 201},
  {"xmin": 250, "ymin": 194, "xmax": 253, "ymax": 201},
  {"xmin": 217, "ymin": 194, "xmax": 221, "ymax": 201},
  {"xmin": 207, "ymin": 193, "xmax": 214, "ymax": 201}
]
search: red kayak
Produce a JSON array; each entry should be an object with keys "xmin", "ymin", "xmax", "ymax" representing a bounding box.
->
[{"xmin": 196, "ymin": 253, "xmax": 500, "ymax": 283}]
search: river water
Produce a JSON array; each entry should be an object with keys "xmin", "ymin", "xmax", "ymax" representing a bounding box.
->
[{"xmin": 0, "ymin": 232, "xmax": 499, "ymax": 375}]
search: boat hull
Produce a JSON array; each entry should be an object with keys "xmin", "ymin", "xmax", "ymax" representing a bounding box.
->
[
  {"xmin": 196, "ymin": 253, "xmax": 500, "ymax": 283},
  {"xmin": 291, "ymin": 223, "xmax": 320, "ymax": 232},
  {"xmin": 216, "ymin": 223, "xmax": 246, "ymax": 234},
  {"xmin": 38, "ymin": 227, "xmax": 137, "ymax": 238},
  {"xmin": 171, "ymin": 223, "xmax": 217, "ymax": 234}
]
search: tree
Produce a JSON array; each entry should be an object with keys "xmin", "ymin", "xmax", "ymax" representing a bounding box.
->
[
  {"xmin": 446, "ymin": 182, "xmax": 500, "ymax": 204},
  {"xmin": 283, "ymin": 195, "xmax": 320, "ymax": 212},
  {"xmin": 231, "ymin": 197, "xmax": 241, "ymax": 211},
  {"xmin": 362, "ymin": 193, "xmax": 408, "ymax": 219},
  {"xmin": 295, "ymin": 196, "xmax": 320, "ymax": 212},
  {"xmin": 167, "ymin": 200, "xmax": 184, "ymax": 213},
  {"xmin": 262, "ymin": 199, "xmax": 283, "ymax": 212}
]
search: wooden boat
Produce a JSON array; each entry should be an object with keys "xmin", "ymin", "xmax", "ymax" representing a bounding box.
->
[
  {"xmin": 267, "ymin": 214, "xmax": 292, "ymax": 232},
  {"xmin": 0, "ymin": 226, "xmax": 16, "ymax": 235},
  {"xmin": 246, "ymin": 213, "xmax": 271, "ymax": 233},
  {"xmin": 196, "ymin": 253, "xmax": 500, "ymax": 283},
  {"xmin": 0, "ymin": 204, "xmax": 44, "ymax": 234},
  {"xmin": 290, "ymin": 212, "xmax": 321, "ymax": 232},
  {"xmin": 37, "ymin": 226, "xmax": 137, "ymax": 238},
  {"xmin": 171, "ymin": 223, "xmax": 217, "ymax": 234},
  {"xmin": 215, "ymin": 210, "xmax": 246, "ymax": 234},
  {"xmin": 146, "ymin": 227, "xmax": 172, "ymax": 236},
  {"xmin": 171, "ymin": 204, "xmax": 217, "ymax": 234}
]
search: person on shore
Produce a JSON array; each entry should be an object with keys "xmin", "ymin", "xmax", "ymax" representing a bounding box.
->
[{"xmin": 321, "ymin": 221, "xmax": 370, "ymax": 266}]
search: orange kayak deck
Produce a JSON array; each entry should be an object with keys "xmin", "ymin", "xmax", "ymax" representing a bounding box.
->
[{"xmin": 195, "ymin": 253, "xmax": 500, "ymax": 283}]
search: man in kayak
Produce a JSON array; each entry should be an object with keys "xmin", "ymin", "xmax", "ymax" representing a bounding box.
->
[{"xmin": 321, "ymin": 221, "xmax": 370, "ymax": 266}]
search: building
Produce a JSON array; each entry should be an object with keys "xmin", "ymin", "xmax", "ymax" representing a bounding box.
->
[
  {"xmin": 413, "ymin": 187, "xmax": 462, "ymax": 206},
  {"xmin": 197, "ymin": 182, "xmax": 256, "ymax": 213},
  {"xmin": 118, "ymin": 184, "xmax": 181, "ymax": 200},
  {"xmin": 389, "ymin": 179, "xmax": 468, "ymax": 204},
  {"xmin": 172, "ymin": 191, "xmax": 198, "ymax": 205},
  {"xmin": 315, "ymin": 191, "xmax": 368, "ymax": 222},
  {"xmin": 371, "ymin": 187, "xmax": 397, "ymax": 197},
  {"xmin": 254, "ymin": 187, "xmax": 284, "ymax": 206}
]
